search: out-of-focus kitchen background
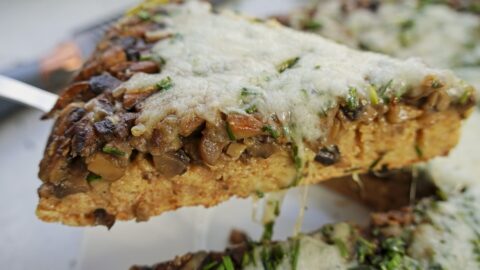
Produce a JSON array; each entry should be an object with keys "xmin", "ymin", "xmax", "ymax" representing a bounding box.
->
[{"xmin": 0, "ymin": 1, "xmax": 314, "ymax": 269}]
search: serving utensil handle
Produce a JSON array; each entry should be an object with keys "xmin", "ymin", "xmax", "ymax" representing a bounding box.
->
[{"xmin": 0, "ymin": 75, "xmax": 58, "ymax": 113}]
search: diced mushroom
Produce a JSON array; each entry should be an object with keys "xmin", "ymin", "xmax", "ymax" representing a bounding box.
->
[
  {"xmin": 226, "ymin": 114, "xmax": 263, "ymax": 139},
  {"xmin": 71, "ymin": 119, "xmax": 99, "ymax": 157},
  {"xmin": 86, "ymin": 152, "xmax": 127, "ymax": 181},
  {"xmin": 314, "ymin": 145, "xmax": 340, "ymax": 166},
  {"xmin": 226, "ymin": 143, "xmax": 247, "ymax": 159},
  {"xmin": 200, "ymin": 124, "xmax": 230, "ymax": 165},
  {"xmin": 152, "ymin": 151, "xmax": 190, "ymax": 178},
  {"xmin": 89, "ymin": 72, "xmax": 122, "ymax": 95},
  {"xmin": 129, "ymin": 61, "xmax": 160, "ymax": 74},
  {"xmin": 246, "ymin": 143, "xmax": 279, "ymax": 159},
  {"xmin": 101, "ymin": 46, "xmax": 127, "ymax": 68},
  {"xmin": 179, "ymin": 114, "xmax": 205, "ymax": 137},
  {"xmin": 150, "ymin": 116, "xmax": 183, "ymax": 155}
]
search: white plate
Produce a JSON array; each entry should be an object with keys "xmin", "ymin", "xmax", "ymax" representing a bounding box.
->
[{"xmin": 78, "ymin": 186, "xmax": 370, "ymax": 269}]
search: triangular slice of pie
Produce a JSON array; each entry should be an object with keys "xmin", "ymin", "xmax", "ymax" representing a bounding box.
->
[{"xmin": 37, "ymin": 0, "xmax": 475, "ymax": 226}]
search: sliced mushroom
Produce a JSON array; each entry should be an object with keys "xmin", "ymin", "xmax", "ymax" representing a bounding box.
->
[
  {"xmin": 129, "ymin": 61, "xmax": 160, "ymax": 74},
  {"xmin": 179, "ymin": 114, "xmax": 205, "ymax": 137},
  {"xmin": 226, "ymin": 143, "xmax": 247, "ymax": 159},
  {"xmin": 153, "ymin": 151, "xmax": 190, "ymax": 178},
  {"xmin": 226, "ymin": 114, "xmax": 263, "ymax": 139},
  {"xmin": 89, "ymin": 72, "xmax": 122, "ymax": 95},
  {"xmin": 101, "ymin": 46, "xmax": 127, "ymax": 68},
  {"xmin": 86, "ymin": 152, "xmax": 127, "ymax": 181},
  {"xmin": 314, "ymin": 145, "xmax": 340, "ymax": 166},
  {"xmin": 246, "ymin": 143, "xmax": 279, "ymax": 159},
  {"xmin": 200, "ymin": 123, "xmax": 230, "ymax": 165},
  {"xmin": 150, "ymin": 116, "xmax": 183, "ymax": 155}
]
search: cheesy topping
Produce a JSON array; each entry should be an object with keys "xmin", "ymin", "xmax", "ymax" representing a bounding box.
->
[
  {"xmin": 290, "ymin": 0, "xmax": 480, "ymax": 90},
  {"xmin": 122, "ymin": 1, "xmax": 468, "ymax": 142}
]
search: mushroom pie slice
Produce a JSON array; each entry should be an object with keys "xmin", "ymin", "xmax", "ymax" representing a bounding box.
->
[{"xmin": 37, "ymin": 0, "xmax": 475, "ymax": 226}]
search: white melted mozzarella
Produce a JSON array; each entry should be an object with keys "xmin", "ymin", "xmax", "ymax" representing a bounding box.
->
[
  {"xmin": 408, "ymin": 185, "xmax": 480, "ymax": 269},
  {"xmin": 292, "ymin": 0, "xmax": 480, "ymax": 90},
  {"xmin": 123, "ymin": 1, "xmax": 465, "ymax": 142}
]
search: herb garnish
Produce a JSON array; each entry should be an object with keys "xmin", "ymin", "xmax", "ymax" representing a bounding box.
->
[
  {"xmin": 303, "ymin": 20, "xmax": 323, "ymax": 31},
  {"xmin": 290, "ymin": 238, "xmax": 301, "ymax": 270},
  {"xmin": 86, "ymin": 173, "xmax": 102, "ymax": 183},
  {"xmin": 261, "ymin": 221, "xmax": 274, "ymax": 242},
  {"xmin": 245, "ymin": 104, "xmax": 258, "ymax": 114},
  {"xmin": 156, "ymin": 76, "xmax": 173, "ymax": 91},
  {"xmin": 368, "ymin": 85, "xmax": 380, "ymax": 105},
  {"xmin": 137, "ymin": 10, "xmax": 151, "ymax": 21},
  {"xmin": 221, "ymin": 256, "xmax": 235, "ymax": 270},
  {"xmin": 346, "ymin": 87, "xmax": 360, "ymax": 111},
  {"xmin": 202, "ymin": 261, "xmax": 218, "ymax": 270},
  {"xmin": 262, "ymin": 125, "xmax": 280, "ymax": 139},
  {"xmin": 472, "ymin": 235, "xmax": 480, "ymax": 264},
  {"xmin": 102, "ymin": 146, "xmax": 126, "ymax": 157},
  {"xmin": 414, "ymin": 145, "xmax": 423, "ymax": 158},
  {"xmin": 255, "ymin": 190, "xmax": 265, "ymax": 198},
  {"xmin": 334, "ymin": 239, "xmax": 349, "ymax": 258},
  {"xmin": 378, "ymin": 79, "xmax": 393, "ymax": 99},
  {"xmin": 355, "ymin": 237, "xmax": 376, "ymax": 264},
  {"xmin": 261, "ymin": 245, "xmax": 284, "ymax": 270},
  {"xmin": 459, "ymin": 88, "xmax": 473, "ymax": 105},
  {"xmin": 277, "ymin": 57, "xmax": 300, "ymax": 73}
]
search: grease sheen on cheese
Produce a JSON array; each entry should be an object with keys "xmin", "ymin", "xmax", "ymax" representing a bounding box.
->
[{"xmin": 124, "ymin": 1, "xmax": 465, "ymax": 142}]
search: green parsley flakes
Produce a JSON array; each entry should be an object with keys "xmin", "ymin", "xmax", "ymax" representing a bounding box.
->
[
  {"xmin": 102, "ymin": 146, "xmax": 126, "ymax": 157},
  {"xmin": 277, "ymin": 57, "xmax": 300, "ymax": 73},
  {"xmin": 156, "ymin": 76, "xmax": 174, "ymax": 91}
]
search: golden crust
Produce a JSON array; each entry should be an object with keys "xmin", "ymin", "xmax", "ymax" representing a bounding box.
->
[{"xmin": 37, "ymin": 109, "xmax": 462, "ymax": 226}]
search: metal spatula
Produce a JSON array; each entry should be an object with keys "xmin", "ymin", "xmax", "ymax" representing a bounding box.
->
[{"xmin": 0, "ymin": 75, "xmax": 57, "ymax": 113}]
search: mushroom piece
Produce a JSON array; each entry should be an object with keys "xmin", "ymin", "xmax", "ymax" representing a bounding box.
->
[
  {"xmin": 152, "ymin": 151, "xmax": 190, "ymax": 178},
  {"xmin": 86, "ymin": 152, "xmax": 128, "ymax": 181}
]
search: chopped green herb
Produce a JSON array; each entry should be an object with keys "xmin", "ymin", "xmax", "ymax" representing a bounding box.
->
[
  {"xmin": 86, "ymin": 173, "xmax": 101, "ymax": 183},
  {"xmin": 290, "ymin": 238, "xmax": 301, "ymax": 270},
  {"xmin": 262, "ymin": 125, "xmax": 280, "ymax": 139},
  {"xmin": 102, "ymin": 146, "xmax": 126, "ymax": 157},
  {"xmin": 334, "ymin": 238, "xmax": 349, "ymax": 258},
  {"xmin": 431, "ymin": 79, "xmax": 443, "ymax": 89},
  {"xmin": 240, "ymin": 87, "xmax": 254, "ymax": 97},
  {"xmin": 436, "ymin": 189, "xmax": 448, "ymax": 201},
  {"xmin": 382, "ymin": 237, "xmax": 405, "ymax": 254},
  {"xmin": 293, "ymin": 144, "xmax": 302, "ymax": 171},
  {"xmin": 255, "ymin": 190, "xmax": 265, "ymax": 198},
  {"xmin": 139, "ymin": 54, "xmax": 153, "ymax": 61},
  {"xmin": 314, "ymin": 65, "xmax": 321, "ymax": 70},
  {"xmin": 137, "ymin": 10, "xmax": 151, "ymax": 21},
  {"xmin": 273, "ymin": 200, "xmax": 281, "ymax": 216},
  {"xmin": 368, "ymin": 85, "xmax": 379, "ymax": 105},
  {"xmin": 346, "ymin": 87, "xmax": 360, "ymax": 111},
  {"xmin": 459, "ymin": 88, "xmax": 473, "ymax": 105},
  {"xmin": 321, "ymin": 224, "xmax": 334, "ymax": 239},
  {"xmin": 226, "ymin": 122, "xmax": 236, "ymax": 141},
  {"xmin": 202, "ymin": 261, "xmax": 218, "ymax": 270},
  {"xmin": 261, "ymin": 221, "xmax": 274, "ymax": 242},
  {"xmin": 378, "ymin": 80, "xmax": 393, "ymax": 98},
  {"xmin": 369, "ymin": 154, "xmax": 384, "ymax": 171},
  {"xmin": 414, "ymin": 145, "xmax": 423, "ymax": 158},
  {"xmin": 156, "ymin": 76, "xmax": 173, "ymax": 91},
  {"xmin": 277, "ymin": 57, "xmax": 300, "ymax": 73},
  {"xmin": 221, "ymin": 256, "xmax": 234, "ymax": 270},
  {"xmin": 400, "ymin": 19, "xmax": 415, "ymax": 31},
  {"xmin": 471, "ymin": 235, "xmax": 480, "ymax": 264},
  {"xmin": 261, "ymin": 245, "xmax": 284, "ymax": 270},
  {"xmin": 355, "ymin": 237, "xmax": 376, "ymax": 264},
  {"xmin": 303, "ymin": 20, "xmax": 323, "ymax": 31},
  {"xmin": 241, "ymin": 252, "xmax": 250, "ymax": 267},
  {"xmin": 245, "ymin": 104, "xmax": 258, "ymax": 114}
]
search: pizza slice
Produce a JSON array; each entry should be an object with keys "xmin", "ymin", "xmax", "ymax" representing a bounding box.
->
[
  {"xmin": 37, "ymin": 0, "xmax": 475, "ymax": 226},
  {"xmin": 131, "ymin": 184, "xmax": 480, "ymax": 269}
]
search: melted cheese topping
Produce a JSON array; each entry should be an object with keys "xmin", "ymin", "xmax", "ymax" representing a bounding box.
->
[
  {"xmin": 291, "ymin": 0, "xmax": 480, "ymax": 90},
  {"xmin": 408, "ymin": 185, "xmax": 480, "ymax": 269},
  {"xmin": 123, "ymin": 0, "xmax": 467, "ymax": 142}
]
